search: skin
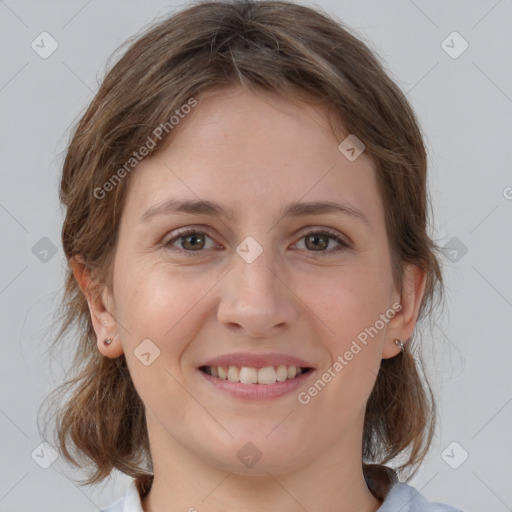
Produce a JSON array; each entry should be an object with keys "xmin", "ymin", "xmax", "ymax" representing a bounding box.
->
[{"xmin": 72, "ymin": 84, "xmax": 426, "ymax": 512}]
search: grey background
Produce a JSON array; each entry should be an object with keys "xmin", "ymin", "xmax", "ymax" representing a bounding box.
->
[{"xmin": 1, "ymin": 0, "xmax": 511, "ymax": 511}]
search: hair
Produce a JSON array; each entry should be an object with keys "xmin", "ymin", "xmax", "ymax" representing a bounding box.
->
[{"xmin": 40, "ymin": 0, "xmax": 444, "ymax": 488}]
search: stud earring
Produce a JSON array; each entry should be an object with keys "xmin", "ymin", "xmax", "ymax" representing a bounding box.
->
[
  {"xmin": 103, "ymin": 337, "xmax": 113, "ymax": 346},
  {"xmin": 394, "ymin": 339, "xmax": 404, "ymax": 352}
]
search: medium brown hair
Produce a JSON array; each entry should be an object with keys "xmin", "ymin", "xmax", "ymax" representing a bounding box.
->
[{"xmin": 40, "ymin": 0, "xmax": 443, "ymax": 486}]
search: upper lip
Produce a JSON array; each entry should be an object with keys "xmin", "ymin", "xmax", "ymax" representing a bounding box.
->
[{"xmin": 199, "ymin": 352, "xmax": 315, "ymax": 369}]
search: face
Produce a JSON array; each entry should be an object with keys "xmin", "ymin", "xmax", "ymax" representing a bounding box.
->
[{"xmin": 86, "ymin": 84, "xmax": 422, "ymax": 475}]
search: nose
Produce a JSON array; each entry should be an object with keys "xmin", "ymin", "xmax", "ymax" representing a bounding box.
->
[{"xmin": 217, "ymin": 247, "xmax": 300, "ymax": 338}]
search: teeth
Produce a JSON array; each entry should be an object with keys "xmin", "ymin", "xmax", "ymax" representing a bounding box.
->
[
  {"xmin": 227, "ymin": 366, "xmax": 239, "ymax": 382},
  {"xmin": 276, "ymin": 365, "xmax": 288, "ymax": 382},
  {"xmin": 258, "ymin": 366, "xmax": 277, "ymax": 385},
  {"xmin": 239, "ymin": 366, "xmax": 258, "ymax": 384},
  {"xmin": 204, "ymin": 364, "xmax": 306, "ymax": 384}
]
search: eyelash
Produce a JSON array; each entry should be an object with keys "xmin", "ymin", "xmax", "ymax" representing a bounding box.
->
[{"xmin": 162, "ymin": 226, "xmax": 351, "ymax": 257}]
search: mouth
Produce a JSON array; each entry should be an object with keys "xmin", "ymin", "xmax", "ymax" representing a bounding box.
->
[
  {"xmin": 196, "ymin": 353, "xmax": 316, "ymax": 399},
  {"xmin": 199, "ymin": 364, "xmax": 314, "ymax": 385}
]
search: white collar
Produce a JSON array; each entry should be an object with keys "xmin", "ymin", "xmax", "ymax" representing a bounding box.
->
[
  {"xmin": 115, "ymin": 477, "xmax": 460, "ymax": 512},
  {"xmin": 122, "ymin": 478, "xmax": 145, "ymax": 512}
]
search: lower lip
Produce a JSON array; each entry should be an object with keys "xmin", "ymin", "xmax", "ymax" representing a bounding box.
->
[{"xmin": 198, "ymin": 368, "xmax": 315, "ymax": 400}]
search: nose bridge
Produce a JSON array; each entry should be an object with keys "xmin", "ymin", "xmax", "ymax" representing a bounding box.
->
[
  {"xmin": 217, "ymin": 241, "xmax": 298, "ymax": 336},
  {"xmin": 241, "ymin": 248, "xmax": 278, "ymax": 296}
]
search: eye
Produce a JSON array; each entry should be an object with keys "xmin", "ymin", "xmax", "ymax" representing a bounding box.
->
[
  {"xmin": 163, "ymin": 227, "xmax": 219, "ymax": 255},
  {"xmin": 294, "ymin": 228, "xmax": 351, "ymax": 254}
]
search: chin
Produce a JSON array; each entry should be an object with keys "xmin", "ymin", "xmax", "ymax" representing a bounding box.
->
[{"xmin": 201, "ymin": 436, "xmax": 308, "ymax": 476}]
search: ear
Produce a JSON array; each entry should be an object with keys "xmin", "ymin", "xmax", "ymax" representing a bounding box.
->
[
  {"xmin": 381, "ymin": 263, "xmax": 427, "ymax": 359},
  {"xmin": 70, "ymin": 256, "xmax": 124, "ymax": 358}
]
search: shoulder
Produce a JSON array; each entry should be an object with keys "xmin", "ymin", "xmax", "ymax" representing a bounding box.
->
[{"xmin": 379, "ymin": 482, "xmax": 464, "ymax": 512}]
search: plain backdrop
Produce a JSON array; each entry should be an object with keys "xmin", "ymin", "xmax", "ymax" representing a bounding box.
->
[{"xmin": 1, "ymin": 1, "xmax": 511, "ymax": 511}]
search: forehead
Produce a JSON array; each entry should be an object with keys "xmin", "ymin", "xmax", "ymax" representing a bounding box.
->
[{"xmin": 122, "ymin": 85, "xmax": 383, "ymax": 227}]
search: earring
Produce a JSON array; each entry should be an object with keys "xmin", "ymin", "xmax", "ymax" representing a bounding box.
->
[
  {"xmin": 103, "ymin": 337, "xmax": 113, "ymax": 346},
  {"xmin": 394, "ymin": 339, "xmax": 404, "ymax": 352}
]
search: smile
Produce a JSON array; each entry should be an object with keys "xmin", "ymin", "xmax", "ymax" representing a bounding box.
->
[
  {"xmin": 198, "ymin": 365, "xmax": 315, "ymax": 400},
  {"xmin": 200, "ymin": 364, "xmax": 312, "ymax": 384}
]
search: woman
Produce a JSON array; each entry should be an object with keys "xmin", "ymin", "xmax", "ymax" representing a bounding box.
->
[{"xmin": 42, "ymin": 1, "xmax": 463, "ymax": 510}]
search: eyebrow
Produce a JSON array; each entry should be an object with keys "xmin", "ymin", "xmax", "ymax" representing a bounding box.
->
[{"xmin": 139, "ymin": 198, "xmax": 370, "ymax": 226}]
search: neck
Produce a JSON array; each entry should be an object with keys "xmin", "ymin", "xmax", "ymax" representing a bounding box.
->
[{"xmin": 140, "ymin": 421, "xmax": 387, "ymax": 512}]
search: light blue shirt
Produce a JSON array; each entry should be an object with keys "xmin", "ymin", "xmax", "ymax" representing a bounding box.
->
[{"xmin": 101, "ymin": 478, "xmax": 463, "ymax": 511}]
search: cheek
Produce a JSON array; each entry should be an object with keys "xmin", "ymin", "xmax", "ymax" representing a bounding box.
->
[
  {"xmin": 113, "ymin": 257, "xmax": 219, "ymax": 353},
  {"xmin": 305, "ymin": 259, "xmax": 394, "ymax": 338},
  {"xmin": 304, "ymin": 256, "xmax": 394, "ymax": 400},
  {"xmin": 114, "ymin": 263, "xmax": 209, "ymax": 415}
]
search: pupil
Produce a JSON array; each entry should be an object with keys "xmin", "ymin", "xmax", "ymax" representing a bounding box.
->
[
  {"xmin": 183, "ymin": 233, "xmax": 204, "ymax": 250},
  {"xmin": 307, "ymin": 234, "xmax": 327, "ymax": 251}
]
